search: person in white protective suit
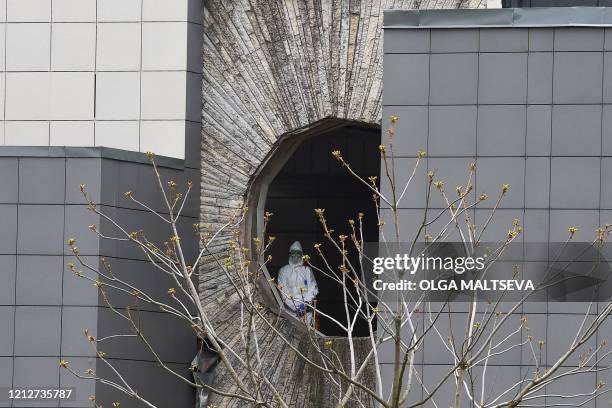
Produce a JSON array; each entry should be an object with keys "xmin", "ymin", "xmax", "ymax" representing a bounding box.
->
[{"xmin": 277, "ymin": 241, "xmax": 318, "ymax": 324}]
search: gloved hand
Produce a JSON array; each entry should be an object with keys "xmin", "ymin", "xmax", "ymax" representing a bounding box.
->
[{"xmin": 296, "ymin": 303, "xmax": 305, "ymax": 316}]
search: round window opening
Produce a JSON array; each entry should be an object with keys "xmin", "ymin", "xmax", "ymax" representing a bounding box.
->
[{"xmin": 248, "ymin": 121, "xmax": 381, "ymax": 337}]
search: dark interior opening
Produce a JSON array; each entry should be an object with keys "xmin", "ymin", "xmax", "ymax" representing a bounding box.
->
[{"xmin": 264, "ymin": 125, "xmax": 381, "ymax": 336}]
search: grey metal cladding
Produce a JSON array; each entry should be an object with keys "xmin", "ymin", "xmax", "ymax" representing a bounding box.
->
[
  {"xmin": 0, "ymin": 158, "xmax": 18, "ymax": 204},
  {"xmin": 13, "ymin": 356, "xmax": 60, "ymax": 389},
  {"xmin": 428, "ymin": 106, "xmax": 477, "ymax": 156},
  {"xmin": 429, "ymin": 53, "xmax": 478, "ymax": 105},
  {"xmin": 62, "ymin": 256, "xmax": 100, "ymax": 307},
  {"xmin": 383, "ymin": 54, "xmax": 429, "ymax": 105},
  {"xmin": 382, "ymin": 106, "xmax": 428, "ymax": 154},
  {"xmin": 18, "ymin": 158, "xmax": 66, "ymax": 204},
  {"xmin": 553, "ymin": 52, "xmax": 603, "ymax": 104},
  {"xmin": 550, "ymin": 157, "xmax": 600, "ymax": 209},
  {"xmin": 478, "ymin": 53, "xmax": 527, "ymax": 104},
  {"xmin": 60, "ymin": 306, "xmax": 99, "ymax": 357},
  {"xmin": 476, "ymin": 157, "xmax": 526, "ymax": 208},
  {"xmin": 599, "ymin": 158, "xmax": 612, "ymax": 207},
  {"xmin": 603, "ymin": 52, "xmax": 612, "ymax": 103},
  {"xmin": 0, "ymin": 256, "xmax": 16, "ymax": 305},
  {"xmin": 525, "ymin": 157, "xmax": 551, "ymax": 208},
  {"xmin": 17, "ymin": 205, "xmax": 65, "ymax": 255},
  {"xmin": 0, "ymin": 307, "xmax": 14, "ymax": 356},
  {"xmin": 0, "ymin": 150, "xmax": 196, "ymax": 405},
  {"xmin": 383, "ymin": 13, "xmax": 612, "ymax": 387},
  {"xmin": 430, "ymin": 29, "xmax": 479, "ymax": 52},
  {"xmin": 554, "ymin": 27, "xmax": 604, "ymax": 51},
  {"xmin": 65, "ymin": 158, "xmax": 102, "ymax": 204},
  {"xmin": 479, "ymin": 27, "xmax": 529, "ymax": 52},
  {"xmin": 0, "ymin": 205, "xmax": 17, "ymax": 253},
  {"xmin": 551, "ymin": 105, "xmax": 602, "ymax": 156},
  {"xmin": 477, "ymin": 105, "xmax": 526, "ymax": 156},
  {"xmin": 384, "ymin": 29, "xmax": 430, "ymax": 53},
  {"xmin": 526, "ymin": 105, "xmax": 552, "ymax": 155},
  {"xmin": 63, "ymin": 204, "xmax": 100, "ymax": 256},
  {"xmin": 16, "ymin": 256, "xmax": 63, "ymax": 305},
  {"xmin": 384, "ymin": 8, "xmax": 612, "ymax": 29},
  {"xmin": 527, "ymin": 52, "xmax": 553, "ymax": 104},
  {"xmin": 14, "ymin": 306, "xmax": 62, "ymax": 356},
  {"xmin": 0, "ymin": 357, "xmax": 12, "ymax": 388}
]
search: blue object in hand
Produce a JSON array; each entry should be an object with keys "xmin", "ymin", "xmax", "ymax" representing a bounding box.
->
[{"xmin": 297, "ymin": 303, "xmax": 305, "ymax": 314}]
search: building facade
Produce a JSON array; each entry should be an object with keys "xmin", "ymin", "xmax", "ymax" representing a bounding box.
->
[
  {"xmin": 382, "ymin": 8, "xmax": 612, "ymax": 406},
  {"xmin": 1, "ymin": 0, "xmax": 611, "ymax": 407},
  {"xmin": 0, "ymin": 1, "xmax": 202, "ymax": 407}
]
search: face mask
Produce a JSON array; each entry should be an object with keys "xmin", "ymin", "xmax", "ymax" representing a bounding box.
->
[{"xmin": 289, "ymin": 253, "xmax": 303, "ymax": 266}]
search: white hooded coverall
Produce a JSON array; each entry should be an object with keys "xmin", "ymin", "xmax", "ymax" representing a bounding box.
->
[{"xmin": 277, "ymin": 241, "xmax": 318, "ymax": 320}]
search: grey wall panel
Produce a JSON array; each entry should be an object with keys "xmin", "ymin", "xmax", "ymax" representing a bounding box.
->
[
  {"xmin": 430, "ymin": 29, "xmax": 479, "ymax": 53},
  {"xmin": 526, "ymin": 105, "xmax": 552, "ymax": 155},
  {"xmin": 0, "ymin": 307, "xmax": 14, "ymax": 356},
  {"xmin": 58, "ymin": 357, "xmax": 96, "ymax": 407},
  {"xmin": 12, "ymin": 357, "xmax": 60, "ymax": 396},
  {"xmin": 379, "ymin": 158, "xmax": 428, "ymax": 209},
  {"xmin": 427, "ymin": 157, "xmax": 477, "ymax": 208},
  {"xmin": 554, "ymin": 27, "xmax": 604, "ymax": 51},
  {"xmin": 14, "ymin": 306, "xmax": 62, "ymax": 356},
  {"xmin": 0, "ymin": 255, "xmax": 16, "ymax": 305},
  {"xmin": 60, "ymin": 307, "xmax": 99, "ymax": 358},
  {"xmin": 382, "ymin": 106, "xmax": 428, "ymax": 155},
  {"xmin": 17, "ymin": 205, "xmax": 64, "ymax": 255},
  {"xmin": 529, "ymin": 28, "xmax": 554, "ymax": 51},
  {"xmin": 0, "ymin": 205, "xmax": 17, "ymax": 253},
  {"xmin": 601, "ymin": 158, "xmax": 612, "ymax": 207},
  {"xmin": 0, "ymin": 158, "xmax": 18, "ymax": 204},
  {"xmin": 475, "ymin": 208, "xmax": 525, "ymax": 241},
  {"xmin": 65, "ymin": 158, "xmax": 101, "ymax": 205},
  {"xmin": 185, "ymin": 121, "xmax": 203, "ymax": 170},
  {"xmin": 18, "ymin": 158, "xmax": 66, "ymax": 205},
  {"xmin": 604, "ymin": 53, "xmax": 612, "ymax": 103},
  {"xmin": 16, "ymin": 256, "xmax": 63, "ymax": 306},
  {"xmin": 0, "ymin": 356, "xmax": 12, "ymax": 391},
  {"xmin": 549, "ymin": 209, "xmax": 599, "ymax": 240},
  {"xmin": 527, "ymin": 52, "xmax": 553, "ymax": 104},
  {"xmin": 384, "ymin": 22, "xmax": 612, "ymax": 405},
  {"xmin": 551, "ymin": 105, "xmax": 602, "ymax": 156},
  {"xmin": 550, "ymin": 157, "xmax": 601, "ymax": 208},
  {"xmin": 476, "ymin": 157, "xmax": 526, "ymax": 208},
  {"xmin": 429, "ymin": 106, "xmax": 477, "ymax": 156},
  {"xmin": 553, "ymin": 52, "xmax": 603, "ymax": 104},
  {"xmin": 0, "ymin": 151, "xmax": 197, "ymax": 407},
  {"xmin": 63, "ymin": 205, "xmax": 100, "ymax": 256},
  {"xmin": 383, "ymin": 54, "xmax": 430, "ymax": 105},
  {"xmin": 478, "ymin": 53, "xmax": 528, "ymax": 104},
  {"xmin": 525, "ymin": 157, "xmax": 551, "ymax": 208},
  {"xmin": 479, "ymin": 28, "xmax": 529, "ymax": 52},
  {"xmin": 384, "ymin": 28, "xmax": 430, "ymax": 53},
  {"xmin": 605, "ymin": 28, "xmax": 612, "ymax": 51},
  {"xmin": 96, "ymin": 359, "xmax": 195, "ymax": 408},
  {"xmin": 429, "ymin": 53, "xmax": 478, "ymax": 105},
  {"xmin": 62, "ymin": 256, "xmax": 100, "ymax": 307},
  {"xmin": 477, "ymin": 105, "xmax": 526, "ymax": 156}
]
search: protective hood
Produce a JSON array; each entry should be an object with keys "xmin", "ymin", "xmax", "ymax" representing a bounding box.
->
[
  {"xmin": 289, "ymin": 241, "xmax": 303, "ymax": 254},
  {"xmin": 288, "ymin": 241, "xmax": 303, "ymax": 266}
]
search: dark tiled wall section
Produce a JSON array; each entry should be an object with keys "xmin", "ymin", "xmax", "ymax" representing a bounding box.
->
[
  {"xmin": 383, "ymin": 27, "xmax": 612, "ymax": 407},
  {"xmin": 0, "ymin": 156, "xmax": 198, "ymax": 407}
]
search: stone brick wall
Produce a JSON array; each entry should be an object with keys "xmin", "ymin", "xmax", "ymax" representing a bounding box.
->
[{"xmin": 200, "ymin": 1, "xmax": 485, "ymax": 406}]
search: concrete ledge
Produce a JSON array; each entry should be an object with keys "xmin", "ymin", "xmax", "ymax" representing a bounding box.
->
[
  {"xmin": 384, "ymin": 7, "xmax": 612, "ymax": 28},
  {"xmin": 0, "ymin": 146, "xmax": 184, "ymax": 169}
]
